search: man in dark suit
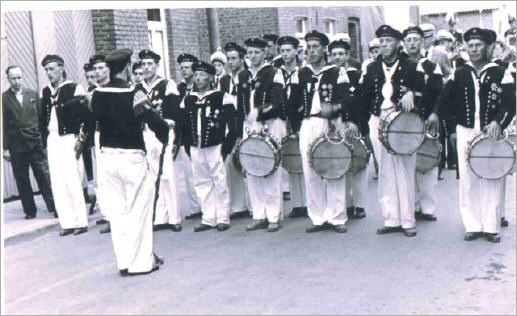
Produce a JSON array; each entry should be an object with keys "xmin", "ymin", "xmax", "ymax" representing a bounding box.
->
[{"xmin": 3, "ymin": 65, "xmax": 56, "ymax": 219}]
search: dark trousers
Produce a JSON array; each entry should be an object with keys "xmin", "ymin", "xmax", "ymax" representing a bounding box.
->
[
  {"xmin": 82, "ymin": 146, "xmax": 94, "ymax": 181},
  {"xmin": 10, "ymin": 149, "xmax": 56, "ymax": 216}
]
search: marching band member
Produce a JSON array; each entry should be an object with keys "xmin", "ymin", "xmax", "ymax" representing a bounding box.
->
[
  {"xmin": 237, "ymin": 37, "xmax": 286, "ymax": 232},
  {"xmin": 272, "ymin": 35, "xmax": 308, "ymax": 219},
  {"xmin": 132, "ymin": 62, "xmax": 144, "ymax": 85},
  {"xmin": 176, "ymin": 53, "xmax": 203, "ymax": 219},
  {"xmin": 81, "ymin": 62, "xmax": 97, "ymax": 214},
  {"xmin": 40, "ymin": 54, "xmax": 91, "ymax": 236},
  {"xmin": 91, "ymin": 48, "xmax": 167, "ymax": 276},
  {"xmin": 402, "ymin": 26, "xmax": 443, "ymax": 222},
  {"xmin": 181, "ymin": 61, "xmax": 237, "ymax": 232},
  {"xmin": 329, "ymin": 39, "xmax": 368, "ymax": 219},
  {"xmin": 438, "ymin": 27, "xmax": 515, "ymax": 243},
  {"xmin": 137, "ymin": 49, "xmax": 183, "ymax": 232},
  {"xmin": 289, "ymin": 30, "xmax": 357, "ymax": 233},
  {"xmin": 218, "ymin": 42, "xmax": 251, "ymax": 218},
  {"xmin": 210, "ymin": 48, "xmax": 227, "ymax": 88},
  {"xmin": 262, "ymin": 33, "xmax": 283, "ymax": 67},
  {"xmin": 362, "ymin": 25, "xmax": 425, "ymax": 237}
]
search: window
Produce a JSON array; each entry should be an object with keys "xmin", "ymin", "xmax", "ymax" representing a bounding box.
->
[
  {"xmin": 324, "ymin": 19, "xmax": 336, "ymax": 35},
  {"xmin": 147, "ymin": 9, "xmax": 170, "ymax": 78},
  {"xmin": 295, "ymin": 16, "xmax": 309, "ymax": 38},
  {"xmin": 348, "ymin": 17, "xmax": 362, "ymax": 60}
]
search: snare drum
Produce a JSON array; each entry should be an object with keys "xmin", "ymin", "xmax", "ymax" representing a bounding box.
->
[
  {"xmin": 236, "ymin": 128, "xmax": 281, "ymax": 177},
  {"xmin": 379, "ymin": 110, "xmax": 425, "ymax": 155},
  {"xmin": 416, "ymin": 134, "xmax": 442, "ymax": 173},
  {"xmin": 309, "ymin": 132, "xmax": 352, "ymax": 180},
  {"xmin": 281, "ymin": 135, "xmax": 303, "ymax": 174},
  {"xmin": 466, "ymin": 131, "xmax": 516, "ymax": 180},
  {"xmin": 346, "ymin": 137, "xmax": 371, "ymax": 176}
]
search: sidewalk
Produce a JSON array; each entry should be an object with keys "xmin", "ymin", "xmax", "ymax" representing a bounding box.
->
[{"xmin": 3, "ymin": 196, "xmax": 102, "ymax": 245}]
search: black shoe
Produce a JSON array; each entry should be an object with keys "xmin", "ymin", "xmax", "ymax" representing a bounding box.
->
[
  {"xmin": 88, "ymin": 196, "xmax": 97, "ymax": 215},
  {"xmin": 501, "ymin": 217, "xmax": 509, "ymax": 228},
  {"xmin": 186, "ymin": 212, "xmax": 202, "ymax": 219},
  {"xmin": 419, "ymin": 213, "xmax": 437, "ymax": 221},
  {"xmin": 73, "ymin": 227, "xmax": 88, "ymax": 235},
  {"xmin": 100, "ymin": 223, "xmax": 111, "ymax": 234},
  {"xmin": 59, "ymin": 228, "xmax": 74, "ymax": 236},
  {"xmin": 52, "ymin": 211, "xmax": 59, "ymax": 218},
  {"xmin": 485, "ymin": 233, "xmax": 501, "ymax": 243},
  {"xmin": 119, "ymin": 269, "xmax": 129, "ymax": 276},
  {"xmin": 402, "ymin": 227, "xmax": 417, "ymax": 237},
  {"xmin": 193, "ymin": 223, "xmax": 214, "ymax": 232},
  {"xmin": 464, "ymin": 232, "xmax": 483, "ymax": 241},
  {"xmin": 333, "ymin": 224, "xmax": 348, "ymax": 233},
  {"xmin": 376, "ymin": 226, "xmax": 403, "ymax": 235},
  {"xmin": 230, "ymin": 210, "xmax": 249, "ymax": 219},
  {"xmin": 346, "ymin": 207, "xmax": 355, "ymax": 218},
  {"xmin": 288, "ymin": 207, "xmax": 303, "ymax": 218},
  {"xmin": 121, "ymin": 265, "xmax": 160, "ymax": 277},
  {"xmin": 438, "ymin": 173, "xmax": 444, "ymax": 181},
  {"xmin": 300, "ymin": 207, "xmax": 308, "ymax": 217},
  {"xmin": 153, "ymin": 224, "xmax": 169, "ymax": 231},
  {"xmin": 217, "ymin": 223, "xmax": 230, "ymax": 231},
  {"xmin": 354, "ymin": 208, "xmax": 366, "ymax": 219},
  {"xmin": 246, "ymin": 220, "xmax": 268, "ymax": 231},
  {"xmin": 305, "ymin": 224, "xmax": 325, "ymax": 233},
  {"xmin": 25, "ymin": 214, "xmax": 36, "ymax": 220},
  {"xmin": 96, "ymin": 218, "xmax": 108, "ymax": 225},
  {"xmin": 267, "ymin": 222, "xmax": 280, "ymax": 232},
  {"xmin": 171, "ymin": 224, "xmax": 182, "ymax": 232}
]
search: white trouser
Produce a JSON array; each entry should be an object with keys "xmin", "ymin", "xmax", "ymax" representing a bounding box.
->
[
  {"xmin": 244, "ymin": 118, "xmax": 286, "ymax": 223},
  {"xmin": 225, "ymin": 152, "xmax": 250, "ymax": 213},
  {"xmin": 456, "ymin": 125, "xmax": 503, "ymax": 233},
  {"xmin": 289, "ymin": 172, "xmax": 307, "ymax": 208},
  {"xmin": 345, "ymin": 166, "xmax": 368, "ymax": 209},
  {"xmin": 94, "ymin": 131, "xmax": 108, "ymax": 220},
  {"xmin": 377, "ymin": 110, "xmax": 417, "ymax": 229},
  {"xmin": 47, "ymin": 133, "xmax": 88, "ymax": 229},
  {"xmin": 299, "ymin": 117, "xmax": 347, "ymax": 226},
  {"xmin": 177, "ymin": 147, "xmax": 202, "ymax": 217},
  {"xmin": 191, "ymin": 144, "xmax": 230, "ymax": 226},
  {"xmin": 368, "ymin": 115, "xmax": 382, "ymax": 168},
  {"xmin": 415, "ymin": 167, "xmax": 438, "ymax": 215},
  {"xmin": 144, "ymin": 127, "xmax": 181, "ymax": 225},
  {"xmin": 499, "ymin": 176, "xmax": 506, "ymax": 218},
  {"xmin": 101, "ymin": 149, "xmax": 155, "ymax": 273}
]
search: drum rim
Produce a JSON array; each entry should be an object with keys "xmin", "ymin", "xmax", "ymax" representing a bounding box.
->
[
  {"xmin": 346, "ymin": 137, "xmax": 371, "ymax": 175},
  {"xmin": 309, "ymin": 135, "xmax": 352, "ymax": 180},
  {"xmin": 379, "ymin": 110, "xmax": 426, "ymax": 155},
  {"xmin": 281, "ymin": 136, "xmax": 303, "ymax": 174},
  {"xmin": 466, "ymin": 132, "xmax": 517, "ymax": 179},
  {"xmin": 237, "ymin": 133, "xmax": 281, "ymax": 177},
  {"xmin": 415, "ymin": 137, "xmax": 442, "ymax": 173}
]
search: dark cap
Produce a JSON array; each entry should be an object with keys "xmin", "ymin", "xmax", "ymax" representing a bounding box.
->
[
  {"xmin": 132, "ymin": 62, "xmax": 142, "ymax": 73},
  {"xmin": 41, "ymin": 54, "xmax": 64, "ymax": 67},
  {"xmin": 261, "ymin": 33, "xmax": 279, "ymax": 43},
  {"xmin": 244, "ymin": 37, "xmax": 268, "ymax": 49},
  {"xmin": 138, "ymin": 49, "xmax": 161, "ymax": 62},
  {"xmin": 89, "ymin": 54, "xmax": 106, "ymax": 66},
  {"xmin": 328, "ymin": 39, "xmax": 351, "ymax": 52},
  {"xmin": 277, "ymin": 36, "xmax": 300, "ymax": 48},
  {"xmin": 375, "ymin": 24, "xmax": 403, "ymax": 40},
  {"xmin": 402, "ymin": 26, "xmax": 424, "ymax": 39},
  {"xmin": 105, "ymin": 48, "xmax": 133, "ymax": 64},
  {"xmin": 83, "ymin": 63, "xmax": 93, "ymax": 72},
  {"xmin": 177, "ymin": 53, "xmax": 198, "ymax": 64},
  {"xmin": 304, "ymin": 30, "xmax": 329, "ymax": 46},
  {"xmin": 192, "ymin": 61, "xmax": 216, "ymax": 76},
  {"xmin": 463, "ymin": 27, "xmax": 491, "ymax": 43},
  {"xmin": 484, "ymin": 29, "xmax": 497, "ymax": 44},
  {"xmin": 224, "ymin": 42, "xmax": 246, "ymax": 55}
]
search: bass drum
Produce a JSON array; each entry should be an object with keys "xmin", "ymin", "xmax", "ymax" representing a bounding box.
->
[
  {"xmin": 237, "ymin": 129, "xmax": 281, "ymax": 177},
  {"xmin": 466, "ymin": 131, "xmax": 516, "ymax": 180},
  {"xmin": 309, "ymin": 132, "xmax": 352, "ymax": 180},
  {"xmin": 416, "ymin": 134, "xmax": 442, "ymax": 173},
  {"xmin": 281, "ymin": 135, "xmax": 303, "ymax": 174},
  {"xmin": 379, "ymin": 110, "xmax": 425, "ymax": 155},
  {"xmin": 346, "ymin": 137, "xmax": 371, "ymax": 176}
]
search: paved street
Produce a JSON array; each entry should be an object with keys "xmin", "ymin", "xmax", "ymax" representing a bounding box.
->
[{"xmin": 2, "ymin": 169, "xmax": 516, "ymax": 315}]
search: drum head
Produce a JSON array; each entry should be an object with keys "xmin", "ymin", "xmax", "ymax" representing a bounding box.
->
[
  {"xmin": 281, "ymin": 137, "xmax": 303, "ymax": 174},
  {"xmin": 468, "ymin": 136, "xmax": 516, "ymax": 180},
  {"xmin": 386, "ymin": 112, "xmax": 425, "ymax": 155},
  {"xmin": 347, "ymin": 138, "xmax": 370, "ymax": 175},
  {"xmin": 238, "ymin": 137, "xmax": 277, "ymax": 177},
  {"xmin": 416, "ymin": 137, "xmax": 442, "ymax": 173},
  {"xmin": 311, "ymin": 138, "xmax": 352, "ymax": 179}
]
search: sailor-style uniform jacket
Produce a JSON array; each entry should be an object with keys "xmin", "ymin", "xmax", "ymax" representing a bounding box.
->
[
  {"xmin": 270, "ymin": 65, "xmax": 299, "ymax": 132},
  {"xmin": 40, "ymin": 80, "xmax": 91, "ymax": 148},
  {"xmin": 181, "ymin": 90, "xmax": 237, "ymax": 159},
  {"xmin": 236, "ymin": 63, "xmax": 281, "ymax": 136},
  {"xmin": 361, "ymin": 52, "xmax": 424, "ymax": 117},
  {"xmin": 218, "ymin": 72, "xmax": 239, "ymax": 96},
  {"xmin": 413, "ymin": 57, "xmax": 443, "ymax": 120},
  {"xmin": 437, "ymin": 62, "xmax": 516, "ymax": 137},
  {"xmin": 287, "ymin": 64, "xmax": 355, "ymax": 133},
  {"xmin": 177, "ymin": 80, "xmax": 196, "ymax": 100},
  {"xmin": 345, "ymin": 67, "xmax": 369, "ymax": 135},
  {"xmin": 91, "ymin": 78, "xmax": 169, "ymax": 151}
]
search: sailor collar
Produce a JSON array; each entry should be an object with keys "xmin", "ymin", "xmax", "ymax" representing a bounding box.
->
[
  {"xmin": 280, "ymin": 64, "xmax": 299, "ymax": 75},
  {"xmin": 143, "ymin": 76, "xmax": 165, "ymax": 92},
  {"xmin": 465, "ymin": 61, "xmax": 499, "ymax": 77},
  {"xmin": 248, "ymin": 63, "xmax": 270, "ymax": 79},
  {"xmin": 47, "ymin": 79, "xmax": 74, "ymax": 95},
  {"xmin": 305, "ymin": 63, "xmax": 336, "ymax": 76},
  {"xmin": 189, "ymin": 89, "xmax": 218, "ymax": 100}
]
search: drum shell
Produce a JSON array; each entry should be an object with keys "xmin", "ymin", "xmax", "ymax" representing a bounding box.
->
[
  {"xmin": 237, "ymin": 132, "xmax": 280, "ymax": 177},
  {"xmin": 466, "ymin": 133, "xmax": 517, "ymax": 180},
  {"xmin": 281, "ymin": 136, "xmax": 303, "ymax": 174},
  {"xmin": 416, "ymin": 136, "xmax": 442, "ymax": 173},
  {"xmin": 309, "ymin": 134, "xmax": 352, "ymax": 180},
  {"xmin": 346, "ymin": 137, "xmax": 370, "ymax": 175},
  {"xmin": 379, "ymin": 110, "xmax": 425, "ymax": 155}
]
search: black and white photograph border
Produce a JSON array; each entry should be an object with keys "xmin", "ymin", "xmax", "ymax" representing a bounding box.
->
[{"xmin": 1, "ymin": 0, "xmax": 516, "ymax": 314}]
